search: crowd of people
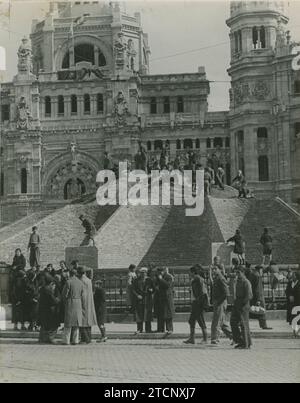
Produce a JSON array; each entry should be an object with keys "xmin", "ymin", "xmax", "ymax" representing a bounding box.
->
[{"xmin": 8, "ymin": 242, "xmax": 300, "ymax": 348}]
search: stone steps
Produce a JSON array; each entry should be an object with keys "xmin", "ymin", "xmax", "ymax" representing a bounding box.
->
[{"xmin": 95, "ymin": 205, "xmax": 172, "ymax": 269}]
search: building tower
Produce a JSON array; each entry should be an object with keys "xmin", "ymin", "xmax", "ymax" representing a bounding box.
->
[{"xmin": 227, "ymin": 1, "xmax": 296, "ymax": 200}]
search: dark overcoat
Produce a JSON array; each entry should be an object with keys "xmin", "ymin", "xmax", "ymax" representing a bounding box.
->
[
  {"xmin": 38, "ymin": 284, "xmax": 61, "ymax": 330},
  {"xmin": 94, "ymin": 288, "xmax": 107, "ymax": 325},
  {"xmin": 286, "ymin": 280, "xmax": 300, "ymax": 324}
]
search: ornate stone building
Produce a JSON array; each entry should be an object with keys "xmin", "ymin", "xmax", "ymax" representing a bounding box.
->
[{"xmin": 0, "ymin": 1, "xmax": 299, "ymax": 224}]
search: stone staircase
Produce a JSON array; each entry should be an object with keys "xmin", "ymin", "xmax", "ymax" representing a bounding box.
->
[
  {"xmin": 209, "ymin": 194, "xmax": 300, "ymax": 265},
  {"xmin": 0, "ymin": 210, "xmax": 55, "ymax": 245},
  {"xmin": 239, "ymin": 199, "xmax": 300, "ymax": 264},
  {"xmin": 140, "ymin": 201, "xmax": 222, "ymax": 267},
  {"xmin": 95, "ymin": 205, "xmax": 172, "ymax": 269}
]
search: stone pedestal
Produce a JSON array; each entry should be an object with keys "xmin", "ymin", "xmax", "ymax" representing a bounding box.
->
[{"xmin": 65, "ymin": 246, "xmax": 99, "ymax": 270}]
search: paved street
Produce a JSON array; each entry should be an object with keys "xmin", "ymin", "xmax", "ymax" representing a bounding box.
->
[{"xmin": 0, "ymin": 338, "xmax": 299, "ymax": 383}]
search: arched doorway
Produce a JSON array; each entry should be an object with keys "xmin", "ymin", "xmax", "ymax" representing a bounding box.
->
[{"xmin": 64, "ymin": 178, "xmax": 86, "ymax": 200}]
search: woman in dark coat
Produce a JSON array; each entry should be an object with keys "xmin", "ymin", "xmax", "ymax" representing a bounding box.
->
[
  {"xmin": 38, "ymin": 275, "xmax": 61, "ymax": 344},
  {"xmin": 24, "ymin": 271, "xmax": 39, "ymax": 331},
  {"xmin": 286, "ymin": 271, "xmax": 300, "ymax": 326},
  {"xmin": 11, "ymin": 249, "xmax": 26, "ymax": 272},
  {"xmin": 11, "ymin": 270, "xmax": 27, "ymax": 331}
]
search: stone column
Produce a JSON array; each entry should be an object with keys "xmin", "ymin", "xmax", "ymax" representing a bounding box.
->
[
  {"xmin": 51, "ymin": 96, "xmax": 57, "ymax": 119},
  {"xmin": 243, "ymin": 127, "xmax": 258, "ymax": 182},
  {"xmin": 94, "ymin": 46, "xmax": 99, "ymax": 67},
  {"xmin": 78, "ymin": 95, "xmax": 84, "ymax": 117},
  {"xmin": 65, "ymin": 95, "xmax": 71, "ymax": 118}
]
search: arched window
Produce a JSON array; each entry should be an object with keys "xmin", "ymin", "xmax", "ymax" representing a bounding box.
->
[
  {"xmin": 206, "ymin": 138, "xmax": 211, "ymax": 149},
  {"xmin": 150, "ymin": 97, "xmax": 157, "ymax": 114},
  {"xmin": 21, "ymin": 168, "xmax": 27, "ymax": 194},
  {"xmin": 97, "ymin": 94, "xmax": 104, "ymax": 114},
  {"xmin": 0, "ymin": 172, "xmax": 4, "ymax": 196},
  {"xmin": 260, "ymin": 26, "xmax": 266, "ymax": 49},
  {"xmin": 163, "ymin": 97, "xmax": 170, "ymax": 114},
  {"xmin": 154, "ymin": 140, "xmax": 163, "ymax": 150},
  {"xmin": 75, "ymin": 44, "xmax": 95, "ymax": 65},
  {"xmin": 58, "ymin": 95, "xmax": 64, "ymax": 116},
  {"xmin": 177, "ymin": 96, "xmax": 184, "ymax": 113},
  {"xmin": 98, "ymin": 50, "xmax": 106, "ymax": 67},
  {"xmin": 258, "ymin": 155, "xmax": 269, "ymax": 181},
  {"xmin": 62, "ymin": 52, "xmax": 70, "ymax": 69},
  {"xmin": 195, "ymin": 139, "xmax": 200, "ymax": 149},
  {"xmin": 257, "ymin": 127, "xmax": 268, "ymax": 138},
  {"xmin": 84, "ymin": 94, "xmax": 91, "ymax": 114},
  {"xmin": 176, "ymin": 139, "xmax": 181, "ymax": 150},
  {"xmin": 252, "ymin": 26, "xmax": 258, "ymax": 49},
  {"xmin": 71, "ymin": 95, "xmax": 77, "ymax": 114},
  {"xmin": 184, "ymin": 139, "xmax": 193, "ymax": 149},
  {"xmin": 147, "ymin": 141, "xmax": 152, "ymax": 151},
  {"xmin": 45, "ymin": 96, "xmax": 51, "ymax": 117}
]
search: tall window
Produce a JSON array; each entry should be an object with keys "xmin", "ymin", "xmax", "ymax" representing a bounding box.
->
[
  {"xmin": 206, "ymin": 138, "xmax": 211, "ymax": 149},
  {"xmin": 225, "ymin": 137, "xmax": 230, "ymax": 148},
  {"xmin": 84, "ymin": 94, "xmax": 90, "ymax": 114},
  {"xmin": 163, "ymin": 97, "xmax": 170, "ymax": 114},
  {"xmin": 252, "ymin": 26, "xmax": 258, "ymax": 49},
  {"xmin": 58, "ymin": 95, "xmax": 64, "ymax": 116},
  {"xmin": 97, "ymin": 94, "xmax": 104, "ymax": 114},
  {"xmin": 71, "ymin": 95, "xmax": 77, "ymax": 114},
  {"xmin": 21, "ymin": 168, "xmax": 27, "ymax": 194},
  {"xmin": 1, "ymin": 104, "xmax": 10, "ymax": 122},
  {"xmin": 0, "ymin": 172, "xmax": 4, "ymax": 196},
  {"xmin": 45, "ymin": 96, "xmax": 51, "ymax": 117},
  {"xmin": 294, "ymin": 122, "xmax": 300, "ymax": 138},
  {"xmin": 257, "ymin": 127, "xmax": 268, "ymax": 138},
  {"xmin": 177, "ymin": 96, "xmax": 184, "ymax": 113},
  {"xmin": 260, "ymin": 26, "xmax": 266, "ymax": 49},
  {"xmin": 294, "ymin": 80, "xmax": 300, "ymax": 94},
  {"xmin": 150, "ymin": 97, "xmax": 157, "ymax": 114},
  {"xmin": 195, "ymin": 139, "xmax": 200, "ymax": 149},
  {"xmin": 147, "ymin": 141, "xmax": 152, "ymax": 151},
  {"xmin": 176, "ymin": 139, "xmax": 181, "ymax": 150},
  {"xmin": 234, "ymin": 30, "xmax": 242, "ymax": 53},
  {"xmin": 258, "ymin": 156, "xmax": 269, "ymax": 181}
]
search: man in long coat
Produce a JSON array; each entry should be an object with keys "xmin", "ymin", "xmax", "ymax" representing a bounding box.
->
[
  {"xmin": 155, "ymin": 267, "xmax": 175, "ymax": 334},
  {"xmin": 230, "ymin": 266, "xmax": 253, "ymax": 349},
  {"xmin": 132, "ymin": 268, "xmax": 154, "ymax": 334},
  {"xmin": 77, "ymin": 266, "xmax": 97, "ymax": 344},
  {"xmin": 62, "ymin": 269, "xmax": 84, "ymax": 345}
]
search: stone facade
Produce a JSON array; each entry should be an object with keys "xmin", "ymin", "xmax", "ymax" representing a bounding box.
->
[{"xmin": 0, "ymin": 1, "xmax": 299, "ymax": 224}]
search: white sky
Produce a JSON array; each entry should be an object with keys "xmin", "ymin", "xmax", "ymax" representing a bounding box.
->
[{"xmin": 1, "ymin": 0, "xmax": 300, "ymax": 111}]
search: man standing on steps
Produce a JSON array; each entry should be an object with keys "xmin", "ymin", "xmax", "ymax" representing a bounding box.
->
[
  {"xmin": 79, "ymin": 215, "xmax": 96, "ymax": 247},
  {"xmin": 28, "ymin": 226, "xmax": 41, "ymax": 270},
  {"xmin": 230, "ymin": 266, "xmax": 253, "ymax": 349},
  {"xmin": 184, "ymin": 266, "xmax": 208, "ymax": 345}
]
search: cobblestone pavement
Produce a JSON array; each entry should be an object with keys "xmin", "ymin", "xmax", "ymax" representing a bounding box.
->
[{"xmin": 0, "ymin": 338, "xmax": 299, "ymax": 383}]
